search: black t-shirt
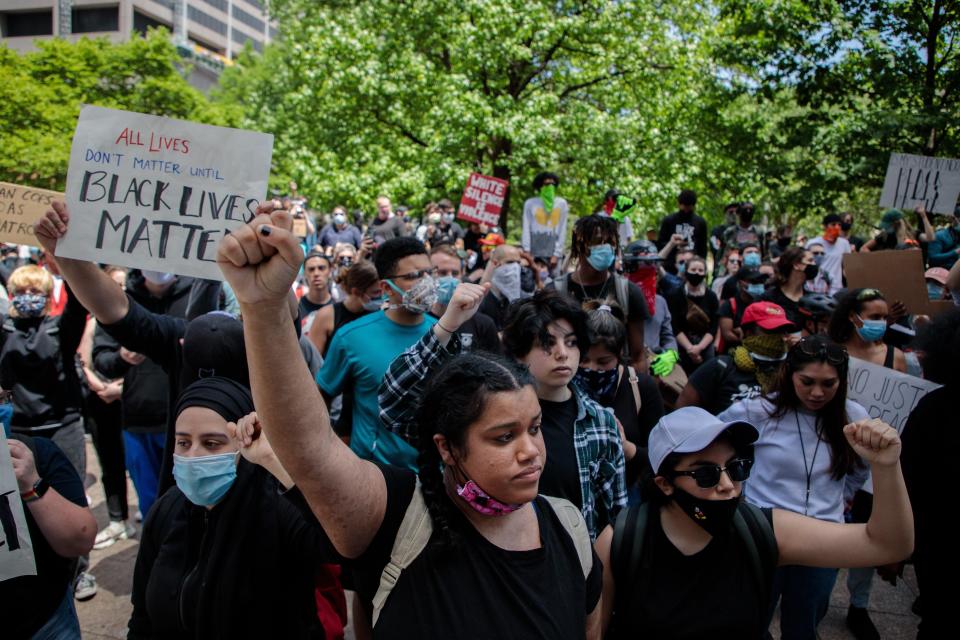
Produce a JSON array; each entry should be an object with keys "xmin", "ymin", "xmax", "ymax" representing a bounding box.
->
[
  {"xmin": 456, "ymin": 313, "xmax": 502, "ymax": 354},
  {"xmin": 538, "ymin": 396, "xmax": 582, "ymax": 509},
  {"xmin": 1, "ymin": 436, "xmax": 86, "ymax": 638},
  {"xmin": 679, "ymin": 289, "xmax": 719, "ymax": 339},
  {"xmin": 340, "ymin": 464, "xmax": 602, "ymax": 639},
  {"xmin": 610, "ymin": 368, "xmax": 664, "ymax": 486},
  {"xmin": 687, "ymin": 355, "xmax": 761, "ymax": 415},
  {"xmin": 760, "ymin": 287, "xmax": 807, "ymax": 329},
  {"xmin": 717, "ymin": 292, "xmax": 753, "ymax": 328},
  {"xmin": 549, "ymin": 275, "xmax": 650, "ymax": 324},
  {"xmin": 299, "ymin": 294, "xmax": 332, "ymax": 319},
  {"xmin": 615, "ymin": 506, "xmax": 773, "ymax": 639},
  {"xmin": 656, "ymin": 212, "xmax": 708, "ymax": 267},
  {"xmin": 478, "ymin": 291, "xmax": 511, "ymax": 330}
]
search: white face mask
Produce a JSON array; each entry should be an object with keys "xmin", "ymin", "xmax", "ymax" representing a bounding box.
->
[
  {"xmin": 142, "ymin": 270, "xmax": 176, "ymax": 286},
  {"xmin": 492, "ymin": 262, "xmax": 523, "ymax": 302},
  {"xmin": 333, "ymin": 213, "xmax": 346, "ymax": 226}
]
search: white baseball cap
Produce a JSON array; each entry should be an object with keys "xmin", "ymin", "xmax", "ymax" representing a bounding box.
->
[{"xmin": 648, "ymin": 407, "xmax": 759, "ymax": 475}]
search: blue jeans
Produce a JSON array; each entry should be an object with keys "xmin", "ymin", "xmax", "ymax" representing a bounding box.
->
[
  {"xmin": 123, "ymin": 431, "xmax": 166, "ymax": 518},
  {"xmin": 847, "ymin": 567, "xmax": 874, "ymax": 608},
  {"xmin": 32, "ymin": 587, "xmax": 81, "ymax": 639},
  {"xmin": 767, "ymin": 566, "xmax": 838, "ymax": 640}
]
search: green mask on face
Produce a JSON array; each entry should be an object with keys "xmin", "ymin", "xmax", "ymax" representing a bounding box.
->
[{"xmin": 540, "ymin": 184, "xmax": 556, "ymax": 213}]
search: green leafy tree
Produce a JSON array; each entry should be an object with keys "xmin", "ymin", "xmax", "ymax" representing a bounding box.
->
[{"xmin": 0, "ymin": 29, "xmax": 241, "ymax": 190}]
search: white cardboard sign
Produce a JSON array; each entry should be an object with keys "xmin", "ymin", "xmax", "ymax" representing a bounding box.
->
[
  {"xmin": 846, "ymin": 357, "xmax": 940, "ymax": 432},
  {"xmin": 58, "ymin": 105, "xmax": 274, "ymax": 280},
  {"xmin": 879, "ymin": 152, "xmax": 960, "ymax": 214},
  {"xmin": 0, "ymin": 433, "xmax": 36, "ymax": 582}
]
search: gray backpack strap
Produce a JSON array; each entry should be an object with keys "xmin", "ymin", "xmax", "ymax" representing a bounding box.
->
[
  {"xmin": 555, "ymin": 273, "xmax": 570, "ymax": 296},
  {"xmin": 625, "ymin": 366, "xmax": 641, "ymax": 412},
  {"xmin": 543, "ymin": 495, "xmax": 593, "ymax": 579},
  {"xmin": 613, "ymin": 274, "xmax": 630, "ymax": 316},
  {"xmin": 371, "ymin": 479, "xmax": 433, "ymax": 627}
]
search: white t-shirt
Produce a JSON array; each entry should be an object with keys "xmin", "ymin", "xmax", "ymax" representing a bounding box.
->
[
  {"xmin": 718, "ymin": 396, "xmax": 869, "ymax": 522},
  {"xmin": 806, "ymin": 236, "xmax": 850, "ymax": 296}
]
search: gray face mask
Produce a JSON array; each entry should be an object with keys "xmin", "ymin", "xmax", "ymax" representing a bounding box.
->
[
  {"xmin": 386, "ymin": 275, "xmax": 438, "ymax": 314},
  {"xmin": 492, "ymin": 262, "xmax": 524, "ymax": 302}
]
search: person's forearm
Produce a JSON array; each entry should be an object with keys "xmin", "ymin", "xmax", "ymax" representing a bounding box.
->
[
  {"xmin": 259, "ymin": 453, "xmax": 295, "ymax": 490},
  {"xmin": 697, "ymin": 334, "xmax": 713, "ymax": 349},
  {"xmin": 864, "ymin": 463, "xmax": 914, "ymax": 562},
  {"xmin": 676, "ymin": 333, "xmax": 693, "ymax": 351},
  {"xmin": 241, "ymin": 301, "xmax": 335, "ymax": 483},
  {"xmin": 27, "ymin": 490, "xmax": 96, "ymax": 557},
  {"xmin": 55, "ymin": 257, "xmax": 129, "ymax": 324}
]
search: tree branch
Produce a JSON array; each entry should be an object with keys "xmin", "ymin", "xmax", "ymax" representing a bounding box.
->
[
  {"xmin": 367, "ymin": 109, "xmax": 429, "ymax": 148},
  {"xmin": 514, "ymin": 27, "xmax": 570, "ymax": 98}
]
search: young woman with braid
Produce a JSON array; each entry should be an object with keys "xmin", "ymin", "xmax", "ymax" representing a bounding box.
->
[{"xmin": 213, "ymin": 203, "xmax": 603, "ymax": 639}]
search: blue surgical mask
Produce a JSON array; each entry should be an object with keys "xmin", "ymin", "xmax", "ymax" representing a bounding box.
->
[
  {"xmin": 746, "ymin": 283, "xmax": 765, "ymax": 297},
  {"xmin": 362, "ymin": 295, "xmax": 384, "ymax": 312},
  {"xmin": 173, "ymin": 451, "xmax": 239, "ymax": 507},
  {"xmin": 436, "ymin": 276, "xmax": 460, "ymax": 305},
  {"xmin": 587, "ymin": 244, "xmax": 616, "ymax": 271},
  {"xmin": 927, "ymin": 282, "xmax": 945, "ymax": 300},
  {"xmin": 855, "ymin": 315, "xmax": 887, "ymax": 342},
  {"xmin": 743, "ymin": 253, "xmax": 761, "ymax": 268}
]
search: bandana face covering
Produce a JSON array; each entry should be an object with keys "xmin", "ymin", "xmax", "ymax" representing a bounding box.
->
[
  {"xmin": 627, "ymin": 265, "xmax": 658, "ymax": 312},
  {"xmin": 540, "ymin": 184, "xmax": 556, "ymax": 213},
  {"xmin": 455, "ymin": 466, "xmax": 524, "ymax": 516},
  {"xmin": 492, "ymin": 262, "xmax": 523, "ymax": 302},
  {"xmin": 574, "ymin": 367, "xmax": 619, "ymax": 404},
  {"xmin": 12, "ymin": 293, "xmax": 47, "ymax": 318}
]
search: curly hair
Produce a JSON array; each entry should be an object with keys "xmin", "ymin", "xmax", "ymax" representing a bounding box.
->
[
  {"xmin": 501, "ymin": 289, "xmax": 590, "ymax": 360},
  {"xmin": 570, "ymin": 214, "xmax": 620, "ymax": 262},
  {"xmin": 414, "ymin": 353, "xmax": 536, "ymax": 548},
  {"xmin": 775, "ymin": 246, "xmax": 807, "ymax": 285}
]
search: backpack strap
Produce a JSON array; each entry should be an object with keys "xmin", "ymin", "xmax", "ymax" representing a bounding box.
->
[
  {"xmin": 732, "ymin": 503, "xmax": 779, "ymax": 635},
  {"xmin": 625, "ymin": 366, "xmax": 641, "ymax": 412},
  {"xmin": 610, "ymin": 503, "xmax": 650, "ymax": 632},
  {"xmin": 371, "ymin": 479, "xmax": 433, "ymax": 627},
  {"xmin": 613, "ymin": 274, "xmax": 630, "ymax": 317},
  {"xmin": 543, "ymin": 495, "xmax": 593, "ymax": 579}
]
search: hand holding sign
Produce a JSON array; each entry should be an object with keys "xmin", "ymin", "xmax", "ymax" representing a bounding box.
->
[
  {"xmin": 7, "ymin": 440, "xmax": 40, "ymax": 493},
  {"xmin": 216, "ymin": 201, "xmax": 304, "ymax": 307},
  {"xmin": 34, "ymin": 201, "xmax": 71, "ymax": 256}
]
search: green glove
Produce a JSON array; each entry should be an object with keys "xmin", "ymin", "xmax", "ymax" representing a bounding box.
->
[
  {"xmin": 650, "ymin": 349, "xmax": 679, "ymax": 377},
  {"xmin": 612, "ymin": 195, "xmax": 638, "ymax": 222}
]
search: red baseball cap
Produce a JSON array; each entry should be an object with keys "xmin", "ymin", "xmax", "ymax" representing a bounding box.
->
[
  {"xmin": 479, "ymin": 233, "xmax": 505, "ymax": 246},
  {"xmin": 741, "ymin": 301, "xmax": 795, "ymax": 332}
]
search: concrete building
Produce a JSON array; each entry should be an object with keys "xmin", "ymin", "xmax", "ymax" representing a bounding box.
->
[{"xmin": 0, "ymin": 0, "xmax": 277, "ymax": 90}]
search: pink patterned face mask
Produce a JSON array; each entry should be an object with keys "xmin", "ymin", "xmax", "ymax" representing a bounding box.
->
[{"xmin": 456, "ymin": 480, "xmax": 524, "ymax": 516}]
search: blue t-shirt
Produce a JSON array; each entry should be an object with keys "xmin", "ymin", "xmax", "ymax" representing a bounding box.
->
[{"xmin": 316, "ymin": 311, "xmax": 435, "ymax": 470}]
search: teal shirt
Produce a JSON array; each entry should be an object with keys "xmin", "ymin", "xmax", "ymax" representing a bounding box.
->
[{"xmin": 316, "ymin": 310, "xmax": 435, "ymax": 470}]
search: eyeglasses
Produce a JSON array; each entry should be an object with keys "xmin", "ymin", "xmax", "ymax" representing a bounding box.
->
[
  {"xmin": 856, "ymin": 288, "xmax": 883, "ymax": 301},
  {"xmin": 727, "ymin": 259, "xmax": 741, "ymax": 265},
  {"xmin": 795, "ymin": 336, "xmax": 848, "ymax": 365},
  {"xmin": 385, "ymin": 268, "xmax": 437, "ymax": 282},
  {"xmin": 670, "ymin": 458, "xmax": 753, "ymax": 488}
]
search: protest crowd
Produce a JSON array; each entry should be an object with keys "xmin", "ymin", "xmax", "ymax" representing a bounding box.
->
[{"xmin": 7, "ymin": 170, "xmax": 960, "ymax": 640}]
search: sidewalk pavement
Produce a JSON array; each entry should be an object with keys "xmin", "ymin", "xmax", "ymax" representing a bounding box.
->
[{"xmin": 75, "ymin": 438, "xmax": 919, "ymax": 639}]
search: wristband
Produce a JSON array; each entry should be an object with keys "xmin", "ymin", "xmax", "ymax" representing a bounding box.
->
[
  {"xmin": 21, "ymin": 477, "xmax": 49, "ymax": 503},
  {"xmin": 21, "ymin": 489, "xmax": 40, "ymax": 503},
  {"xmin": 436, "ymin": 320, "xmax": 456, "ymax": 334}
]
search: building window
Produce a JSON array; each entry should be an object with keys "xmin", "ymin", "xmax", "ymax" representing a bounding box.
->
[
  {"xmin": 232, "ymin": 6, "xmax": 264, "ymax": 32},
  {"xmin": 1, "ymin": 10, "xmax": 54, "ymax": 37},
  {"xmin": 72, "ymin": 6, "xmax": 120, "ymax": 33},
  {"xmin": 188, "ymin": 6, "xmax": 227, "ymax": 35},
  {"xmin": 133, "ymin": 11, "xmax": 170, "ymax": 36},
  {"xmin": 201, "ymin": 0, "xmax": 229, "ymax": 13}
]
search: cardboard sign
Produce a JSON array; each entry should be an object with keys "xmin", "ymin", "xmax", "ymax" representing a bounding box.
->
[
  {"xmin": 847, "ymin": 357, "xmax": 940, "ymax": 432},
  {"xmin": 292, "ymin": 217, "xmax": 308, "ymax": 238},
  {"xmin": 0, "ymin": 182, "xmax": 62, "ymax": 247},
  {"xmin": 0, "ymin": 432, "xmax": 36, "ymax": 582},
  {"xmin": 843, "ymin": 250, "xmax": 954, "ymax": 317},
  {"xmin": 879, "ymin": 152, "xmax": 960, "ymax": 214},
  {"xmin": 457, "ymin": 173, "xmax": 509, "ymax": 227},
  {"xmin": 57, "ymin": 106, "xmax": 274, "ymax": 280}
]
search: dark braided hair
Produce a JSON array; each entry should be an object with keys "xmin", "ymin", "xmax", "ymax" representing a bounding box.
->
[
  {"xmin": 570, "ymin": 214, "xmax": 620, "ymax": 262},
  {"xmin": 414, "ymin": 352, "xmax": 536, "ymax": 548}
]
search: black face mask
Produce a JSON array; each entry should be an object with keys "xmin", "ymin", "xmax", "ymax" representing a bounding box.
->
[
  {"xmin": 840, "ymin": 222, "xmax": 852, "ymax": 232},
  {"xmin": 686, "ymin": 272, "xmax": 705, "ymax": 287},
  {"xmin": 671, "ymin": 488, "xmax": 740, "ymax": 538},
  {"xmin": 740, "ymin": 212, "xmax": 754, "ymax": 225},
  {"xmin": 520, "ymin": 266, "xmax": 536, "ymax": 294},
  {"xmin": 803, "ymin": 264, "xmax": 819, "ymax": 281},
  {"xmin": 777, "ymin": 236, "xmax": 791, "ymax": 249}
]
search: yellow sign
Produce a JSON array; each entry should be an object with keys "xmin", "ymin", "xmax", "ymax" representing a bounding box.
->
[{"xmin": 0, "ymin": 181, "xmax": 61, "ymax": 247}]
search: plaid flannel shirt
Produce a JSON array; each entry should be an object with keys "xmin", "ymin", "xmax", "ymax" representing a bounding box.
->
[{"xmin": 379, "ymin": 328, "xmax": 627, "ymax": 538}]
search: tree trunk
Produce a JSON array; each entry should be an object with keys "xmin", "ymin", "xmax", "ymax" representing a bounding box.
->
[
  {"xmin": 492, "ymin": 138, "xmax": 514, "ymax": 233},
  {"xmin": 923, "ymin": 0, "xmax": 942, "ymax": 155}
]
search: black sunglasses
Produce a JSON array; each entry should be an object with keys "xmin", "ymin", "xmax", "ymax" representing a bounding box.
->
[
  {"xmin": 670, "ymin": 458, "xmax": 753, "ymax": 488},
  {"xmin": 795, "ymin": 337, "xmax": 848, "ymax": 365}
]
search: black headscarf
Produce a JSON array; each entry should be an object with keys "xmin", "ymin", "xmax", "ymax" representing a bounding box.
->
[{"xmin": 174, "ymin": 376, "xmax": 254, "ymax": 424}]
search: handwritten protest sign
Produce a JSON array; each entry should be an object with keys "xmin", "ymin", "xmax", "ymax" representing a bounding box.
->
[
  {"xmin": 57, "ymin": 106, "xmax": 273, "ymax": 280},
  {"xmin": 879, "ymin": 152, "xmax": 960, "ymax": 214},
  {"xmin": 0, "ymin": 182, "xmax": 62, "ymax": 247},
  {"xmin": 844, "ymin": 250, "xmax": 954, "ymax": 317},
  {"xmin": 847, "ymin": 357, "xmax": 940, "ymax": 432},
  {"xmin": 0, "ymin": 432, "xmax": 36, "ymax": 582},
  {"xmin": 457, "ymin": 173, "xmax": 509, "ymax": 227}
]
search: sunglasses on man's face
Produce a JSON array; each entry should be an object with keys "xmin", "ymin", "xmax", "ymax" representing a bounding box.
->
[{"xmin": 670, "ymin": 458, "xmax": 753, "ymax": 488}]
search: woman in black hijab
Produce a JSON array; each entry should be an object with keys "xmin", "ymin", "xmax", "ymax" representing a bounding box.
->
[{"xmin": 128, "ymin": 377, "xmax": 337, "ymax": 639}]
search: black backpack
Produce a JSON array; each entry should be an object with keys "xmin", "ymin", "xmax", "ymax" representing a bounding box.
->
[{"xmin": 609, "ymin": 501, "xmax": 778, "ymax": 637}]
